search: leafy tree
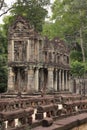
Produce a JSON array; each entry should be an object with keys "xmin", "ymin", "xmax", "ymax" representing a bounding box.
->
[
  {"xmin": 70, "ymin": 50, "xmax": 82, "ymax": 62},
  {"xmin": 71, "ymin": 60, "xmax": 86, "ymax": 95},
  {"xmin": 43, "ymin": 0, "xmax": 87, "ymax": 82},
  {"xmin": 43, "ymin": 0, "xmax": 87, "ymax": 63},
  {"xmin": 42, "ymin": 20, "xmax": 65, "ymax": 39},
  {"xmin": 71, "ymin": 61, "xmax": 85, "ymax": 77},
  {"xmin": 0, "ymin": 31, "xmax": 7, "ymax": 92},
  {"xmin": 1, "ymin": 0, "xmax": 50, "ymax": 32},
  {"xmin": 11, "ymin": 0, "xmax": 49, "ymax": 32}
]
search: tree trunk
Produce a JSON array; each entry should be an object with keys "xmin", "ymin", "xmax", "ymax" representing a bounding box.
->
[
  {"xmin": 79, "ymin": 10, "xmax": 85, "ymax": 63},
  {"xmin": 79, "ymin": 27, "xmax": 85, "ymax": 62}
]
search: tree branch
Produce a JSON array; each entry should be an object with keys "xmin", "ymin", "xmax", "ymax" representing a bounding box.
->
[
  {"xmin": 0, "ymin": 7, "xmax": 13, "ymax": 17},
  {"xmin": 0, "ymin": 0, "xmax": 4, "ymax": 10}
]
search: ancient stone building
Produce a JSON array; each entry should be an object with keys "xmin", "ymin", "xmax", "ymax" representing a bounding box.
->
[{"xmin": 8, "ymin": 16, "xmax": 70, "ymax": 93}]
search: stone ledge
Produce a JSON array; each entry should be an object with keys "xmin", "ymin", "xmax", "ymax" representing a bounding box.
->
[{"xmin": 31, "ymin": 113, "xmax": 87, "ymax": 130}]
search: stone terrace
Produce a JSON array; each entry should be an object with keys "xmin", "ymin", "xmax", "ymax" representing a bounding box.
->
[{"xmin": 0, "ymin": 94, "xmax": 87, "ymax": 130}]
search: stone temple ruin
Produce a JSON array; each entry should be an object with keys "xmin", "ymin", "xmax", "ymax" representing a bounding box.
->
[
  {"xmin": 8, "ymin": 15, "xmax": 70, "ymax": 94},
  {"xmin": 1, "ymin": 16, "xmax": 87, "ymax": 130}
]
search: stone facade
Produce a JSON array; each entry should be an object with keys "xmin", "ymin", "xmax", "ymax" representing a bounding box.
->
[{"xmin": 8, "ymin": 16, "xmax": 70, "ymax": 93}]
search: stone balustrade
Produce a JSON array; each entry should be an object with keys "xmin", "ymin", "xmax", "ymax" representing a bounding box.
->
[
  {"xmin": 63, "ymin": 99, "xmax": 87, "ymax": 114},
  {"xmin": 0, "ymin": 94, "xmax": 87, "ymax": 129},
  {"xmin": 0, "ymin": 107, "xmax": 34, "ymax": 130},
  {"xmin": 35, "ymin": 104, "xmax": 58, "ymax": 120},
  {"xmin": 0, "ymin": 96, "xmax": 55, "ymax": 129},
  {"xmin": 0, "ymin": 96, "xmax": 55, "ymax": 112}
]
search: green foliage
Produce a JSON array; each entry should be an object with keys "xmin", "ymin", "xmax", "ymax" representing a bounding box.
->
[
  {"xmin": 0, "ymin": 32, "xmax": 7, "ymax": 93},
  {"xmin": 71, "ymin": 61, "xmax": 85, "ymax": 77},
  {"xmin": 42, "ymin": 21, "xmax": 65, "ymax": 40},
  {"xmin": 42, "ymin": 22, "xmax": 55, "ymax": 39},
  {"xmin": 7, "ymin": 0, "xmax": 50, "ymax": 32},
  {"xmin": 51, "ymin": 0, "xmax": 87, "ymax": 37},
  {"xmin": 42, "ymin": 0, "xmax": 87, "ymax": 78},
  {"xmin": 43, "ymin": 0, "xmax": 87, "ymax": 57},
  {"xmin": 70, "ymin": 50, "xmax": 82, "ymax": 62}
]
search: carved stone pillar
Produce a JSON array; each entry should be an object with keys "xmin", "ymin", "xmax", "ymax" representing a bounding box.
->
[
  {"xmin": 31, "ymin": 40, "xmax": 34, "ymax": 61},
  {"xmin": 11, "ymin": 40, "xmax": 14, "ymax": 61},
  {"xmin": 59, "ymin": 70, "xmax": 62, "ymax": 91},
  {"xmin": 61, "ymin": 70, "xmax": 64, "ymax": 91},
  {"xmin": 62, "ymin": 70, "xmax": 64, "ymax": 91},
  {"xmin": 65, "ymin": 70, "xmax": 68, "ymax": 91},
  {"xmin": 54, "ymin": 69, "xmax": 57, "ymax": 91},
  {"xmin": 8, "ymin": 41, "xmax": 11, "ymax": 62},
  {"xmin": 35, "ymin": 68, "xmax": 39, "ymax": 92},
  {"xmin": 40, "ymin": 69, "xmax": 44, "ymax": 90},
  {"xmin": 46, "ymin": 52, "xmax": 49, "ymax": 63},
  {"xmin": 8, "ymin": 67, "xmax": 14, "ymax": 92},
  {"xmin": 17, "ymin": 69, "xmax": 21, "ymax": 92},
  {"xmin": 67, "ymin": 71, "xmax": 70, "ymax": 91},
  {"xmin": 37, "ymin": 41, "xmax": 39, "ymax": 62},
  {"xmin": 48, "ymin": 68, "xmax": 54, "ymax": 91},
  {"xmin": 27, "ymin": 40, "xmax": 30, "ymax": 61},
  {"xmin": 64, "ymin": 70, "xmax": 66, "ymax": 91},
  {"xmin": 27, "ymin": 67, "xmax": 34, "ymax": 92},
  {"xmin": 34, "ymin": 42, "xmax": 36, "ymax": 61}
]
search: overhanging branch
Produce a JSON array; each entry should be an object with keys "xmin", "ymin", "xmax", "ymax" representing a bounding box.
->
[
  {"xmin": 0, "ymin": 7, "xmax": 13, "ymax": 17},
  {"xmin": 0, "ymin": 0, "xmax": 4, "ymax": 10}
]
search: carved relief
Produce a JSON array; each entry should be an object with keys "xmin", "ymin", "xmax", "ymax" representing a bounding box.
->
[
  {"xmin": 16, "ymin": 22, "xmax": 23, "ymax": 31},
  {"xmin": 14, "ymin": 41, "xmax": 27, "ymax": 61},
  {"xmin": 15, "ymin": 22, "xmax": 28, "ymax": 32}
]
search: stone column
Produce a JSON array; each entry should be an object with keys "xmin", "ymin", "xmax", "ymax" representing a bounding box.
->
[
  {"xmin": 65, "ymin": 70, "xmax": 68, "ymax": 91},
  {"xmin": 46, "ymin": 52, "xmax": 48, "ymax": 63},
  {"xmin": 30, "ymin": 40, "xmax": 34, "ymax": 61},
  {"xmin": 27, "ymin": 67, "xmax": 34, "ymax": 92},
  {"xmin": 54, "ymin": 69, "xmax": 57, "ymax": 91},
  {"xmin": 37, "ymin": 40, "xmax": 39, "ymax": 62},
  {"xmin": 59, "ymin": 69, "xmax": 62, "ymax": 91},
  {"xmin": 69, "ymin": 72, "xmax": 71, "ymax": 92},
  {"xmin": 17, "ymin": 69, "xmax": 21, "ymax": 91},
  {"xmin": 8, "ymin": 67, "xmax": 14, "ymax": 92},
  {"xmin": 35, "ymin": 68, "xmax": 39, "ymax": 92},
  {"xmin": 47, "ymin": 68, "xmax": 54, "ymax": 91},
  {"xmin": 67, "ymin": 71, "xmax": 70, "ymax": 91},
  {"xmin": 34, "ymin": 40, "xmax": 36, "ymax": 61},
  {"xmin": 62, "ymin": 70, "xmax": 64, "ymax": 91},
  {"xmin": 11, "ymin": 40, "xmax": 14, "ymax": 61},
  {"xmin": 27, "ymin": 40, "xmax": 30, "ymax": 61},
  {"xmin": 64, "ymin": 70, "xmax": 66, "ymax": 91},
  {"xmin": 41, "ymin": 69, "xmax": 44, "ymax": 89},
  {"xmin": 8, "ymin": 41, "xmax": 11, "ymax": 62}
]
